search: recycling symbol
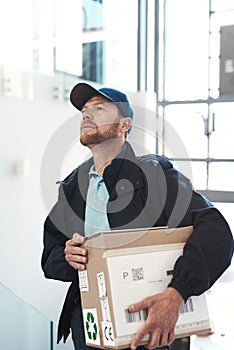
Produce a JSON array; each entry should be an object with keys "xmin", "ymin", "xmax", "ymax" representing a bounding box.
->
[{"xmin": 86, "ymin": 312, "xmax": 98, "ymax": 341}]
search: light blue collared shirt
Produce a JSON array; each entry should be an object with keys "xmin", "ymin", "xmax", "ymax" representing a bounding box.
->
[{"xmin": 84, "ymin": 165, "xmax": 110, "ymax": 237}]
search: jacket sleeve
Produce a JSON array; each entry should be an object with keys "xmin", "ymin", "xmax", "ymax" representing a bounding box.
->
[
  {"xmin": 41, "ymin": 186, "xmax": 77, "ymax": 282},
  {"xmin": 158, "ymin": 161, "xmax": 234, "ymax": 301}
]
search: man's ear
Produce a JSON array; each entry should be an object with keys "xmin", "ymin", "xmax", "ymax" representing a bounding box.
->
[{"xmin": 120, "ymin": 117, "xmax": 132, "ymax": 134}]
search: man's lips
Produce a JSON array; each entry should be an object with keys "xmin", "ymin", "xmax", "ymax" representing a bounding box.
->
[{"xmin": 81, "ymin": 124, "xmax": 96, "ymax": 131}]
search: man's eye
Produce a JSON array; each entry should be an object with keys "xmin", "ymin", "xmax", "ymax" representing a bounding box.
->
[{"xmin": 96, "ymin": 105, "xmax": 104, "ymax": 111}]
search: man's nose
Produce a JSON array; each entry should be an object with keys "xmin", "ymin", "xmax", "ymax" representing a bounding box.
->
[
  {"xmin": 82, "ymin": 106, "xmax": 95, "ymax": 120},
  {"xmin": 82, "ymin": 112, "xmax": 94, "ymax": 121}
]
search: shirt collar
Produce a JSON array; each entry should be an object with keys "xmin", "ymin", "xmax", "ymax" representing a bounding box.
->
[{"xmin": 88, "ymin": 164, "xmax": 101, "ymax": 179}]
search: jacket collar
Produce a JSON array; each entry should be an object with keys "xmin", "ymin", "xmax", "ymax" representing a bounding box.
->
[
  {"xmin": 103, "ymin": 142, "xmax": 144, "ymax": 199},
  {"xmin": 58, "ymin": 141, "xmax": 144, "ymax": 200}
]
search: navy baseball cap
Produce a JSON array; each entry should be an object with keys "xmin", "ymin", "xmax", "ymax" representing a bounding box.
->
[{"xmin": 70, "ymin": 83, "xmax": 134, "ymax": 132}]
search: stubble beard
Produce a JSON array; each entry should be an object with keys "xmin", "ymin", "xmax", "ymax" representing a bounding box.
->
[{"xmin": 80, "ymin": 122, "xmax": 120, "ymax": 147}]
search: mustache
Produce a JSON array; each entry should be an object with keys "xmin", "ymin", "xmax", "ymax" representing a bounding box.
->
[
  {"xmin": 81, "ymin": 121, "xmax": 121, "ymax": 128},
  {"xmin": 81, "ymin": 122, "xmax": 97, "ymax": 129}
]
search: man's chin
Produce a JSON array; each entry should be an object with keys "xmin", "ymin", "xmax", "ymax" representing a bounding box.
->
[
  {"xmin": 80, "ymin": 130, "xmax": 95, "ymax": 146},
  {"xmin": 80, "ymin": 135, "xmax": 119, "ymax": 147},
  {"xmin": 80, "ymin": 137, "xmax": 91, "ymax": 147},
  {"xmin": 80, "ymin": 134, "xmax": 98, "ymax": 147},
  {"xmin": 80, "ymin": 124, "xmax": 120, "ymax": 146}
]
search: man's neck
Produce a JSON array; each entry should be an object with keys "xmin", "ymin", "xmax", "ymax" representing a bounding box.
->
[{"xmin": 90, "ymin": 139, "xmax": 125, "ymax": 176}]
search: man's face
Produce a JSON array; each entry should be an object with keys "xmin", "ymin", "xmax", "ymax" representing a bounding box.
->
[{"xmin": 80, "ymin": 95, "xmax": 122, "ymax": 146}]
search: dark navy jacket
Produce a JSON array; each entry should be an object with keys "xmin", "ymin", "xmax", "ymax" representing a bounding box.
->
[{"xmin": 41, "ymin": 142, "xmax": 233, "ymax": 344}]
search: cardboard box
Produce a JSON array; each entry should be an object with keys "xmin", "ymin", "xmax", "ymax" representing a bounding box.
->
[{"xmin": 78, "ymin": 226, "xmax": 212, "ymax": 349}]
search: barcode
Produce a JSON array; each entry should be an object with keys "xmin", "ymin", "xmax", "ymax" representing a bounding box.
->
[
  {"xmin": 124, "ymin": 298, "xmax": 194, "ymax": 324},
  {"xmin": 124, "ymin": 309, "xmax": 147, "ymax": 323},
  {"xmin": 132, "ymin": 267, "xmax": 144, "ymax": 281},
  {"xmin": 180, "ymin": 298, "xmax": 194, "ymax": 314}
]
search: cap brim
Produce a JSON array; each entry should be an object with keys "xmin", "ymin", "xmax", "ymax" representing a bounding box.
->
[{"xmin": 70, "ymin": 82, "xmax": 113, "ymax": 111}]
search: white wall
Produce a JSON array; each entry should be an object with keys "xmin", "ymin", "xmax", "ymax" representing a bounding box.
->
[
  {"xmin": 0, "ymin": 92, "xmax": 158, "ymax": 325},
  {"xmin": 0, "ymin": 95, "xmax": 87, "ymax": 323}
]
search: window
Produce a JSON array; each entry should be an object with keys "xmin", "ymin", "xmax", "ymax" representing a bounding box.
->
[
  {"xmin": 158, "ymin": 0, "xmax": 234, "ymax": 230},
  {"xmin": 80, "ymin": 41, "xmax": 104, "ymax": 83},
  {"xmin": 158, "ymin": 0, "xmax": 234, "ymax": 188},
  {"xmin": 161, "ymin": 0, "xmax": 210, "ymax": 101},
  {"xmin": 69, "ymin": 0, "xmax": 139, "ymax": 89}
]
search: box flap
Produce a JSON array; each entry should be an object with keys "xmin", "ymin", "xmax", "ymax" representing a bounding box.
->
[{"xmin": 85, "ymin": 226, "xmax": 193, "ymax": 249}]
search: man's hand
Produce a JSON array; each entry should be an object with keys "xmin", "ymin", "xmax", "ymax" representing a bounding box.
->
[
  {"xmin": 65, "ymin": 233, "xmax": 87, "ymax": 271},
  {"xmin": 129, "ymin": 287, "xmax": 184, "ymax": 349}
]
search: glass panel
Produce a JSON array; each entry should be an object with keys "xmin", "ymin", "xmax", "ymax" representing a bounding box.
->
[
  {"xmin": 164, "ymin": 0, "xmax": 209, "ymax": 100},
  {"xmin": 82, "ymin": 0, "xmax": 104, "ymax": 31},
  {"xmin": 171, "ymin": 161, "xmax": 207, "ymax": 190},
  {"xmin": 80, "ymin": 0, "xmax": 138, "ymax": 90},
  {"xmin": 210, "ymin": 10, "xmax": 234, "ymax": 31},
  {"xmin": 55, "ymin": 0, "xmax": 82, "ymax": 76},
  {"xmin": 210, "ymin": 103, "xmax": 234, "ymax": 159},
  {"xmin": 158, "ymin": 0, "xmax": 165, "ymax": 101},
  {"xmin": 209, "ymin": 163, "xmax": 234, "ymax": 191},
  {"xmin": 80, "ymin": 41, "xmax": 104, "ymax": 84},
  {"xmin": 215, "ymin": 202, "xmax": 234, "ymax": 233},
  {"xmin": 211, "ymin": 0, "xmax": 234, "ymax": 12},
  {"xmin": 0, "ymin": 0, "xmax": 33, "ymax": 70},
  {"xmin": 36, "ymin": 0, "xmax": 54, "ymax": 75},
  {"xmin": 0, "ymin": 283, "xmax": 50, "ymax": 350},
  {"xmin": 209, "ymin": 32, "xmax": 221, "ymax": 58},
  {"xmin": 103, "ymin": 0, "xmax": 138, "ymax": 91},
  {"xmin": 147, "ymin": 0, "xmax": 156, "ymax": 92},
  {"xmin": 209, "ymin": 57, "xmax": 220, "ymax": 94},
  {"xmin": 164, "ymin": 104, "xmax": 208, "ymax": 159}
]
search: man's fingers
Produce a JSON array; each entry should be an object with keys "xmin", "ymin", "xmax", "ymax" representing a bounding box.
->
[
  {"xmin": 65, "ymin": 253, "xmax": 87, "ymax": 264},
  {"xmin": 68, "ymin": 261, "xmax": 86, "ymax": 271},
  {"xmin": 73, "ymin": 232, "xmax": 85, "ymax": 244},
  {"xmin": 167, "ymin": 331, "xmax": 175, "ymax": 345},
  {"xmin": 65, "ymin": 245, "xmax": 87, "ymax": 256},
  {"xmin": 130, "ymin": 324, "xmax": 149, "ymax": 350},
  {"xmin": 158, "ymin": 330, "xmax": 170, "ymax": 348},
  {"xmin": 145, "ymin": 328, "xmax": 161, "ymax": 349},
  {"xmin": 65, "ymin": 234, "xmax": 88, "ymax": 271},
  {"xmin": 128, "ymin": 297, "xmax": 149, "ymax": 313}
]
